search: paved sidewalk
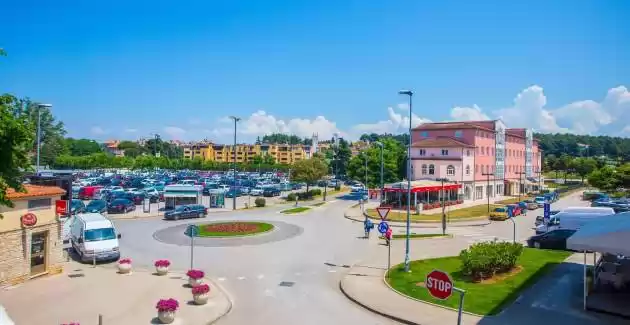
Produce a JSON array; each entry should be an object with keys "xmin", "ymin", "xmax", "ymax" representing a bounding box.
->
[
  {"xmin": 344, "ymin": 206, "xmax": 491, "ymax": 228},
  {"xmin": 0, "ymin": 262, "xmax": 232, "ymax": 325}
]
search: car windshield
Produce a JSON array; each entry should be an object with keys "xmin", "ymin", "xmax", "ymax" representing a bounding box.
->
[
  {"xmin": 84, "ymin": 228, "xmax": 116, "ymax": 242},
  {"xmin": 87, "ymin": 201, "xmax": 106, "ymax": 208},
  {"xmin": 535, "ymin": 197, "xmax": 545, "ymax": 201},
  {"xmin": 111, "ymin": 199, "xmax": 128, "ymax": 205},
  {"xmin": 495, "ymin": 208, "xmax": 506, "ymax": 212},
  {"xmin": 175, "ymin": 206, "xmax": 188, "ymax": 211}
]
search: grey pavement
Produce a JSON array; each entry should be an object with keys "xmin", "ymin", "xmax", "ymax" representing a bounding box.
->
[
  {"xmin": 0, "ymin": 261, "xmax": 231, "ymax": 325},
  {"xmin": 111, "ymin": 193, "xmax": 398, "ymax": 325},
  {"xmin": 340, "ymin": 190, "xmax": 629, "ymax": 325}
]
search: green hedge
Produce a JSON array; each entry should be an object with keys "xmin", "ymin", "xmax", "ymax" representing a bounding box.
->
[
  {"xmin": 459, "ymin": 241, "xmax": 524, "ymax": 280},
  {"xmin": 254, "ymin": 198, "xmax": 266, "ymax": 207}
]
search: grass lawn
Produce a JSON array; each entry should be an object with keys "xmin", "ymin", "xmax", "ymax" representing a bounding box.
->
[
  {"xmin": 196, "ymin": 222, "xmax": 274, "ymax": 237},
  {"xmin": 366, "ymin": 204, "xmax": 499, "ymax": 222},
  {"xmin": 281, "ymin": 206, "xmax": 311, "ymax": 214},
  {"xmin": 386, "ymin": 248, "xmax": 571, "ymax": 315},
  {"xmin": 495, "ymin": 197, "xmax": 533, "ymax": 204},
  {"xmin": 379, "ymin": 233, "xmax": 450, "ymax": 240},
  {"xmin": 311, "ymin": 202, "xmax": 326, "ymax": 207}
]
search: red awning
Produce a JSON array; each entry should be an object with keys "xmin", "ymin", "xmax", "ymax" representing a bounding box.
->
[{"xmin": 383, "ymin": 184, "xmax": 461, "ymax": 193}]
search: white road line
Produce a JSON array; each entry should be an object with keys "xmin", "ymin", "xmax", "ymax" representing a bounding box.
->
[
  {"xmin": 237, "ymin": 276, "xmax": 246, "ymax": 280},
  {"xmin": 217, "ymin": 277, "xmax": 226, "ymax": 282},
  {"xmin": 328, "ymin": 270, "xmax": 337, "ymax": 273}
]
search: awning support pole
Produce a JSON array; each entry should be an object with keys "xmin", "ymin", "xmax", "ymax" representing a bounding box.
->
[{"xmin": 583, "ymin": 250, "xmax": 587, "ymax": 311}]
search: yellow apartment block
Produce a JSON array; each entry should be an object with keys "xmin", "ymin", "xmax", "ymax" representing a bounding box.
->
[
  {"xmin": 0, "ymin": 185, "xmax": 66, "ymax": 286},
  {"xmin": 183, "ymin": 143, "xmax": 311, "ymax": 164}
]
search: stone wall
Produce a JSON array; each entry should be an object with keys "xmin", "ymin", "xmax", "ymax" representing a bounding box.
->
[{"xmin": 0, "ymin": 222, "xmax": 64, "ymax": 287}]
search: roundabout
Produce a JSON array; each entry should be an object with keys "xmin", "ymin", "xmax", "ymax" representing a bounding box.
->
[{"xmin": 152, "ymin": 220, "xmax": 303, "ymax": 247}]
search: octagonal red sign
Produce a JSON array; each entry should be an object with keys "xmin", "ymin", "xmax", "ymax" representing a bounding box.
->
[{"xmin": 425, "ymin": 269, "xmax": 453, "ymax": 300}]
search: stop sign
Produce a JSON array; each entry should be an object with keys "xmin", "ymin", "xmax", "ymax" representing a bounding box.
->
[{"xmin": 425, "ymin": 269, "xmax": 453, "ymax": 300}]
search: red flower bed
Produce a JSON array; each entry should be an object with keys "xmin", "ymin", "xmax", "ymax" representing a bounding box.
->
[{"xmin": 204, "ymin": 222, "xmax": 261, "ymax": 233}]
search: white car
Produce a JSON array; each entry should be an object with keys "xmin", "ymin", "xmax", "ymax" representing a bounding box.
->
[
  {"xmin": 350, "ymin": 185, "xmax": 364, "ymax": 192},
  {"xmin": 250, "ymin": 187, "xmax": 264, "ymax": 196}
]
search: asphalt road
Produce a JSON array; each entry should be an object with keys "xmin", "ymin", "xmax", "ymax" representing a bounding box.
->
[{"xmin": 113, "ymin": 193, "xmax": 398, "ymax": 325}]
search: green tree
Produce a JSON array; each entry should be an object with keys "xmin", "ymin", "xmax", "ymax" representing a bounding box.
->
[
  {"xmin": 0, "ymin": 94, "xmax": 34, "ymax": 208},
  {"xmin": 64, "ymin": 138, "xmax": 102, "ymax": 156},
  {"xmin": 587, "ymin": 166, "xmax": 619, "ymax": 192},
  {"xmin": 347, "ymin": 138, "xmax": 405, "ymax": 188},
  {"xmin": 570, "ymin": 157, "xmax": 597, "ymax": 184},
  {"xmin": 290, "ymin": 157, "xmax": 328, "ymax": 192}
]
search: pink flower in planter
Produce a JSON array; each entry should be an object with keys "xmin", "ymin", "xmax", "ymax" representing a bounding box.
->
[
  {"xmin": 156, "ymin": 298, "xmax": 179, "ymax": 312},
  {"xmin": 119, "ymin": 258, "xmax": 132, "ymax": 264},
  {"xmin": 191, "ymin": 284, "xmax": 210, "ymax": 295},
  {"xmin": 154, "ymin": 260, "xmax": 171, "ymax": 268},
  {"xmin": 186, "ymin": 269, "xmax": 204, "ymax": 279}
]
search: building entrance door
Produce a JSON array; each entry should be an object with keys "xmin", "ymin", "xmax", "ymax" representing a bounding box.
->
[{"xmin": 30, "ymin": 231, "xmax": 48, "ymax": 275}]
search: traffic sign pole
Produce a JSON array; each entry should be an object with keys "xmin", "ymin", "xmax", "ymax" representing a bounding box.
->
[{"xmin": 454, "ymin": 287, "xmax": 466, "ymax": 325}]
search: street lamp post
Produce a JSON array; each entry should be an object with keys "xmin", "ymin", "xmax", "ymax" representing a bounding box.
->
[
  {"xmin": 482, "ymin": 172, "xmax": 494, "ymax": 212},
  {"xmin": 36, "ymin": 103, "xmax": 52, "ymax": 174},
  {"xmin": 229, "ymin": 116, "xmax": 241, "ymax": 210},
  {"xmin": 516, "ymin": 171, "xmax": 526, "ymax": 201},
  {"xmin": 398, "ymin": 89, "xmax": 413, "ymax": 272},
  {"xmin": 436, "ymin": 178, "xmax": 450, "ymax": 235},
  {"xmin": 374, "ymin": 142, "xmax": 384, "ymax": 203}
]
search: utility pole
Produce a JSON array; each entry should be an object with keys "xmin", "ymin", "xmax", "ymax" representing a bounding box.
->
[
  {"xmin": 229, "ymin": 116, "xmax": 241, "ymax": 210},
  {"xmin": 398, "ymin": 89, "xmax": 413, "ymax": 272},
  {"xmin": 36, "ymin": 103, "xmax": 52, "ymax": 174},
  {"xmin": 436, "ymin": 178, "xmax": 449, "ymax": 235},
  {"xmin": 374, "ymin": 142, "xmax": 384, "ymax": 203},
  {"xmin": 482, "ymin": 172, "xmax": 494, "ymax": 212}
]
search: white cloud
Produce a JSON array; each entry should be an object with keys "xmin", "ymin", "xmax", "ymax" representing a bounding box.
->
[
  {"xmin": 90, "ymin": 126, "xmax": 107, "ymax": 136},
  {"xmin": 163, "ymin": 126, "xmax": 186, "ymax": 139},
  {"xmin": 450, "ymin": 105, "xmax": 490, "ymax": 121},
  {"xmin": 124, "ymin": 128, "xmax": 138, "ymax": 133},
  {"xmin": 350, "ymin": 105, "xmax": 431, "ymax": 137}
]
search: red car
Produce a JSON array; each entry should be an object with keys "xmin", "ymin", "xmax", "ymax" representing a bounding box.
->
[{"xmin": 506, "ymin": 204, "xmax": 522, "ymax": 217}]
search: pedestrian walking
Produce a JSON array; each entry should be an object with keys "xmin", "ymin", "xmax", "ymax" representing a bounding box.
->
[
  {"xmin": 364, "ymin": 218, "xmax": 374, "ymax": 239},
  {"xmin": 385, "ymin": 227, "xmax": 393, "ymax": 246}
]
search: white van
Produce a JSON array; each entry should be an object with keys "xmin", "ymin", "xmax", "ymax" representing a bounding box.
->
[
  {"xmin": 70, "ymin": 213, "xmax": 121, "ymax": 263},
  {"xmin": 561, "ymin": 207, "xmax": 615, "ymax": 215},
  {"xmin": 535, "ymin": 208, "xmax": 615, "ymax": 234}
]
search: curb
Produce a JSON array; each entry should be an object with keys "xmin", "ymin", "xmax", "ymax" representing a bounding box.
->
[
  {"xmin": 343, "ymin": 210, "xmax": 491, "ymax": 228},
  {"xmin": 207, "ymin": 276, "xmax": 234, "ymax": 325},
  {"xmin": 339, "ymin": 277, "xmax": 420, "ymax": 325}
]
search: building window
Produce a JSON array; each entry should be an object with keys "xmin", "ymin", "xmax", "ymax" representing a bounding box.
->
[
  {"xmin": 428, "ymin": 164, "xmax": 435, "ymax": 175},
  {"xmin": 486, "ymin": 147, "xmax": 490, "ymax": 156},
  {"xmin": 455, "ymin": 130, "xmax": 463, "ymax": 138},
  {"xmin": 481, "ymin": 147, "xmax": 485, "ymax": 155},
  {"xmin": 465, "ymin": 165, "xmax": 470, "ymax": 175},
  {"xmin": 447, "ymin": 165, "xmax": 455, "ymax": 176},
  {"xmin": 422, "ymin": 164, "xmax": 427, "ymax": 175},
  {"xmin": 419, "ymin": 149, "xmax": 426, "ymax": 156},
  {"xmin": 441, "ymin": 149, "xmax": 449, "ymax": 156},
  {"xmin": 421, "ymin": 131, "xmax": 429, "ymax": 137},
  {"xmin": 466, "ymin": 149, "xmax": 471, "ymax": 156},
  {"xmin": 28, "ymin": 198, "xmax": 51, "ymax": 210}
]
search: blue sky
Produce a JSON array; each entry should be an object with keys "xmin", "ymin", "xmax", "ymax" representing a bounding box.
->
[{"xmin": 2, "ymin": 0, "xmax": 629, "ymax": 142}]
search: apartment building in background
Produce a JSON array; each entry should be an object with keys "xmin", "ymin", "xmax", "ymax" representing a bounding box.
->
[
  {"xmin": 182, "ymin": 142, "xmax": 315, "ymax": 164},
  {"xmin": 102, "ymin": 140, "xmax": 124, "ymax": 157},
  {"xmin": 409, "ymin": 120, "xmax": 542, "ymax": 202}
]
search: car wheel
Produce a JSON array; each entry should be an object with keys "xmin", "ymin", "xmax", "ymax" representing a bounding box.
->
[
  {"xmin": 173, "ymin": 215, "xmax": 179, "ymax": 221},
  {"xmin": 534, "ymin": 242, "xmax": 541, "ymax": 249},
  {"xmin": 198, "ymin": 213, "xmax": 203, "ymax": 218}
]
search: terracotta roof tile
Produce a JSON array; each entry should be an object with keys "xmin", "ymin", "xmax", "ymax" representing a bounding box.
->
[
  {"xmin": 6, "ymin": 184, "xmax": 66, "ymax": 200},
  {"xmin": 411, "ymin": 136, "xmax": 475, "ymax": 148}
]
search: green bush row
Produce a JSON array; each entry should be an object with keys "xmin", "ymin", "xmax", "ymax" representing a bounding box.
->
[
  {"xmin": 286, "ymin": 189, "xmax": 323, "ymax": 201},
  {"xmin": 459, "ymin": 241, "xmax": 523, "ymax": 280}
]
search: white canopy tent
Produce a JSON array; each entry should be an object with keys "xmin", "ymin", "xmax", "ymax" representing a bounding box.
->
[
  {"xmin": 567, "ymin": 212, "xmax": 630, "ymax": 256},
  {"xmin": 566, "ymin": 212, "xmax": 630, "ymax": 312}
]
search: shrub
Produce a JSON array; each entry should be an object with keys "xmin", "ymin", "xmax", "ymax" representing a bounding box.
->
[
  {"xmin": 254, "ymin": 198, "xmax": 266, "ymax": 207},
  {"xmin": 156, "ymin": 298, "xmax": 179, "ymax": 312},
  {"xmin": 191, "ymin": 284, "xmax": 210, "ymax": 295},
  {"xmin": 186, "ymin": 269, "xmax": 205, "ymax": 279},
  {"xmin": 297, "ymin": 191, "xmax": 314, "ymax": 200},
  {"xmin": 459, "ymin": 241, "xmax": 524, "ymax": 280},
  {"xmin": 334, "ymin": 185, "xmax": 341, "ymax": 191},
  {"xmin": 311, "ymin": 188, "xmax": 322, "ymax": 196},
  {"xmin": 286, "ymin": 193, "xmax": 297, "ymax": 201},
  {"xmin": 154, "ymin": 259, "xmax": 170, "ymax": 268}
]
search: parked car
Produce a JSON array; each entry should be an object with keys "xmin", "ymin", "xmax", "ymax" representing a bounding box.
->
[
  {"xmin": 534, "ymin": 210, "xmax": 561, "ymax": 226},
  {"xmin": 263, "ymin": 187, "xmax": 281, "ymax": 197},
  {"xmin": 85, "ymin": 200, "xmax": 108, "ymax": 213},
  {"xmin": 107, "ymin": 199, "xmax": 135, "ymax": 214},
  {"xmin": 489, "ymin": 206, "xmax": 509, "ymax": 221},
  {"xmin": 534, "ymin": 196, "xmax": 547, "ymax": 207},
  {"xmin": 250, "ymin": 186, "xmax": 265, "ymax": 196},
  {"xmin": 506, "ymin": 204, "xmax": 522, "ymax": 217},
  {"xmin": 164, "ymin": 204, "xmax": 208, "ymax": 220},
  {"xmin": 127, "ymin": 192, "xmax": 146, "ymax": 205},
  {"xmin": 225, "ymin": 188, "xmax": 242, "ymax": 198},
  {"xmin": 527, "ymin": 229, "xmax": 577, "ymax": 250},
  {"xmin": 524, "ymin": 200, "xmax": 538, "ymax": 210},
  {"xmin": 70, "ymin": 199, "xmax": 86, "ymax": 215},
  {"xmin": 350, "ymin": 185, "xmax": 364, "ymax": 192},
  {"xmin": 78, "ymin": 185, "xmax": 102, "ymax": 200}
]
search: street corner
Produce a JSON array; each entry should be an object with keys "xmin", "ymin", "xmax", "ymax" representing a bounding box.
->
[{"xmin": 0, "ymin": 263, "xmax": 232, "ymax": 325}]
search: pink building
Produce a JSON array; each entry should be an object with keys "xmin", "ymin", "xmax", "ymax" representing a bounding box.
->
[{"xmin": 410, "ymin": 120, "xmax": 542, "ymax": 202}]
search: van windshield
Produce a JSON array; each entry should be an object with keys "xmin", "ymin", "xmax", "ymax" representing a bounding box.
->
[{"xmin": 84, "ymin": 228, "xmax": 116, "ymax": 242}]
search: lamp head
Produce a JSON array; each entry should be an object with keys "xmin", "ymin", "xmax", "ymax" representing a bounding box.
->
[{"xmin": 398, "ymin": 90, "xmax": 413, "ymax": 96}]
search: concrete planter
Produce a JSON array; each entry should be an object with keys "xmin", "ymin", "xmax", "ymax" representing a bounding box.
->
[
  {"xmin": 118, "ymin": 263, "xmax": 132, "ymax": 274},
  {"xmin": 188, "ymin": 277, "xmax": 203, "ymax": 287},
  {"xmin": 156, "ymin": 266, "xmax": 169, "ymax": 276},
  {"xmin": 157, "ymin": 310, "xmax": 176, "ymax": 324},
  {"xmin": 193, "ymin": 293, "xmax": 209, "ymax": 305}
]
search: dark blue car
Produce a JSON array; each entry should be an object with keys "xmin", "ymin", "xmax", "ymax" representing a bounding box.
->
[{"xmin": 164, "ymin": 204, "xmax": 208, "ymax": 220}]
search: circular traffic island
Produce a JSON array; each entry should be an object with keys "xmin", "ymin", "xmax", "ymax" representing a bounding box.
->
[{"xmin": 196, "ymin": 221, "xmax": 274, "ymax": 238}]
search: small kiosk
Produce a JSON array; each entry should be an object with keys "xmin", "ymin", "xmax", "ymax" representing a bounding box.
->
[
  {"xmin": 164, "ymin": 185, "xmax": 203, "ymax": 210},
  {"xmin": 207, "ymin": 189, "xmax": 225, "ymax": 208}
]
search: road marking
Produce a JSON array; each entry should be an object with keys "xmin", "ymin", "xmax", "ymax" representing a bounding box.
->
[
  {"xmin": 257, "ymin": 274, "xmax": 265, "ymax": 279},
  {"xmin": 328, "ymin": 270, "xmax": 337, "ymax": 273},
  {"xmin": 237, "ymin": 276, "xmax": 246, "ymax": 280},
  {"xmin": 329, "ymin": 200, "xmax": 337, "ymax": 203},
  {"xmin": 217, "ymin": 277, "xmax": 226, "ymax": 282}
]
